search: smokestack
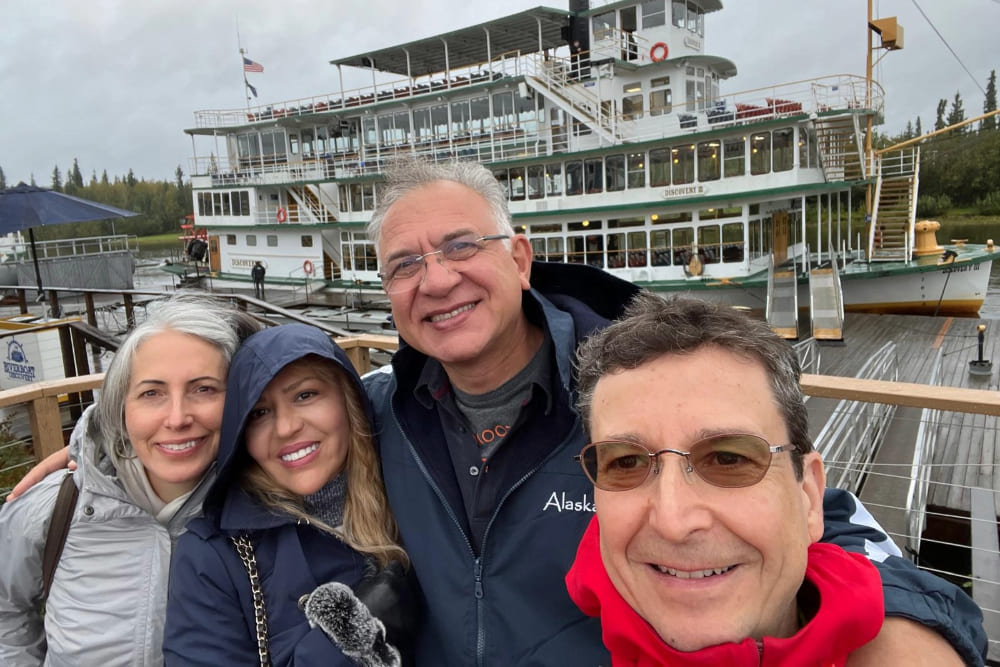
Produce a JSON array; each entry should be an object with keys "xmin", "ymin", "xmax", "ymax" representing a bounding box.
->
[{"xmin": 566, "ymin": 0, "xmax": 590, "ymax": 53}]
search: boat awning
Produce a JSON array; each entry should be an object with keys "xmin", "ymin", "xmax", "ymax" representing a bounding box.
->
[
  {"xmin": 330, "ymin": 6, "xmax": 572, "ymax": 77},
  {"xmin": 677, "ymin": 54, "xmax": 738, "ymax": 79}
]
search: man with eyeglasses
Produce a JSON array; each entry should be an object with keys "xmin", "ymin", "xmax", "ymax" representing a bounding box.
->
[
  {"xmin": 567, "ymin": 292, "xmax": 889, "ymax": 663},
  {"xmin": 363, "ymin": 158, "xmax": 986, "ymax": 665}
]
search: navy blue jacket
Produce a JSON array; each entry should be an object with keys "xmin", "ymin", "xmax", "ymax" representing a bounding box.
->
[
  {"xmin": 164, "ymin": 324, "xmax": 369, "ymax": 666},
  {"xmin": 366, "ymin": 261, "xmax": 987, "ymax": 666}
]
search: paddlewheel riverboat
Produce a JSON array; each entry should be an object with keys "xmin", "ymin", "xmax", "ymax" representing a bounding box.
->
[{"xmin": 182, "ymin": 0, "xmax": 995, "ymax": 338}]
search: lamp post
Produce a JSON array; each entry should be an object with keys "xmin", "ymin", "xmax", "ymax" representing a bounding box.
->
[{"xmin": 969, "ymin": 323, "xmax": 993, "ymax": 377}]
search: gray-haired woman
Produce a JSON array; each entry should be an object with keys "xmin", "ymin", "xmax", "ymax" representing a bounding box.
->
[{"xmin": 0, "ymin": 293, "xmax": 259, "ymax": 666}]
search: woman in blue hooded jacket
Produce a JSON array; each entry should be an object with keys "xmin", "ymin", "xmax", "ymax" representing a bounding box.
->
[{"xmin": 163, "ymin": 323, "xmax": 411, "ymax": 666}]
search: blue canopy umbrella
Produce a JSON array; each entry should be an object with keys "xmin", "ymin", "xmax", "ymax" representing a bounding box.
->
[{"xmin": 0, "ymin": 182, "xmax": 139, "ymax": 299}]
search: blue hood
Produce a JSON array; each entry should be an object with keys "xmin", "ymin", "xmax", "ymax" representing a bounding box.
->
[{"xmin": 204, "ymin": 323, "xmax": 372, "ymax": 524}]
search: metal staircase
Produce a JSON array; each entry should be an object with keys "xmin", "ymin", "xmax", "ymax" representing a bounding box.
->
[
  {"xmin": 812, "ymin": 113, "xmax": 866, "ymax": 182},
  {"xmin": 869, "ymin": 148, "xmax": 919, "ymax": 262},
  {"xmin": 289, "ymin": 184, "xmax": 339, "ymax": 224},
  {"xmin": 523, "ymin": 55, "xmax": 621, "ymax": 145}
]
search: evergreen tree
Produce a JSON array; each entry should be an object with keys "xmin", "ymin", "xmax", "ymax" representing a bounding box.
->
[
  {"xmin": 947, "ymin": 91, "xmax": 966, "ymax": 132},
  {"xmin": 904, "ymin": 120, "xmax": 914, "ymax": 139},
  {"xmin": 50, "ymin": 165, "xmax": 62, "ymax": 191},
  {"xmin": 29, "ymin": 174, "xmax": 37, "ymax": 186},
  {"xmin": 935, "ymin": 99, "xmax": 947, "ymax": 130},
  {"xmin": 101, "ymin": 170, "xmax": 109, "ymax": 185},
  {"xmin": 0, "ymin": 166, "xmax": 6, "ymax": 190},
  {"xmin": 90, "ymin": 170, "xmax": 98, "ymax": 186},
  {"xmin": 915, "ymin": 116, "xmax": 922, "ymax": 136},
  {"xmin": 70, "ymin": 158, "xmax": 84, "ymax": 188},
  {"xmin": 126, "ymin": 169, "xmax": 137, "ymax": 187},
  {"xmin": 984, "ymin": 69, "xmax": 998, "ymax": 132}
]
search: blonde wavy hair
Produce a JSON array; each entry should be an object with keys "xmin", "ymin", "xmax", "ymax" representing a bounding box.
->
[{"xmin": 239, "ymin": 359, "xmax": 407, "ymax": 568}]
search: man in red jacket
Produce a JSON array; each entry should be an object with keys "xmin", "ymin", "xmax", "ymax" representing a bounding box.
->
[{"xmin": 566, "ymin": 292, "xmax": 886, "ymax": 665}]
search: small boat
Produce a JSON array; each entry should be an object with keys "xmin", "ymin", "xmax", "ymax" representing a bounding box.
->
[{"xmin": 180, "ymin": 0, "xmax": 995, "ymax": 338}]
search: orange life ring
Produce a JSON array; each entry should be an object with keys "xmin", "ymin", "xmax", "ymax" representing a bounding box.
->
[
  {"xmin": 276, "ymin": 207, "xmax": 287, "ymax": 223},
  {"xmin": 650, "ymin": 42, "xmax": 669, "ymax": 62},
  {"xmin": 303, "ymin": 259, "xmax": 315, "ymax": 275}
]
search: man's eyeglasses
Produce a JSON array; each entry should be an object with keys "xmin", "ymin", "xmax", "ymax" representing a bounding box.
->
[
  {"xmin": 378, "ymin": 234, "xmax": 510, "ymax": 294},
  {"xmin": 574, "ymin": 434, "xmax": 798, "ymax": 491}
]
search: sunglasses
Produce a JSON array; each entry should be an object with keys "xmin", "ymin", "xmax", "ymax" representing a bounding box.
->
[{"xmin": 574, "ymin": 434, "xmax": 798, "ymax": 491}]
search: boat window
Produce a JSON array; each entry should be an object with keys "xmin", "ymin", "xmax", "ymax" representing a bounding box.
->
[
  {"xmin": 623, "ymin": 94, "xmax": 643, "ymax": 120},
  {"xmin": 493, "ymin": 169, "xmax": 510, "ymax": 199},
  {"xmin": 697, "ymin": 141, "xmax": 720, "ymax": 181},
  {"xmin": 355, "ymin": 242, "xmax": 378, "ymax": 271},
  {"xmin": 698, "ymin": 225, "xmax": 721, "ymax": 264},
  {"xmin": 685, "ymin": 79, "xmax": 696, "ymax": 112},
  {"xmin": 623, "ymin": 82, "xmax": 642, "ymax": 94},
  {"xmin": 362, "ymin": 183, "xmax": 375, "ymax": 210},
  {"xmin": 567, "ymin": 236, "xmax": 586, "ymax": 264},
  {"xmin": 452, "ymin": 100, "xmax": 471, "ymax": 138},
  {"xmin": 672, "ymin": 0, "xmax": 685, "ymax": 28},
  {"xmin": 642, "ymin": 0, "xmax": 666, "ymax": 28},
  {"xmin": 650, "ymin": 148, "xmax": 670, "ymax": 186},
  {"xmin": 606, "ymin": 155, "xmax": 626, "ymax": 192},
  {"xmin": 362, "ymin": 117, "xmax": 376, "ymax": 147},
  {"xmin": 341, "ymin": 241, "xmax": 353, "ymax": 270},
  {"xmin": 516, "ymin": 94, "xmax": 539, "ymax": 133},
  {"xmin": 288, "ymin": 133, "xmax": 300, "ymax": 156},
  {"xmin": 569, "ymin": 220, "xmax": 602, "ymax": 231},
  {"xmin": 301, "ymin": 130, "xmax": 314, "ymax": 156},
  {"xmin": 585, "ymin": 159, "xmax": 604, "ymax": 194},
  {"xmin": 607, "ymin": 233, "xmax": 626, "ymax": 267},
  {"xmin": 493, "ymin": 92, "xmax": 516, "ymax": 132},
  {"xmin": 212, "ymin": 193, "xmax": 223, "ymax": 215},
  {"xmin": 547, "ymin": 237, "xmax": 565, "ymax": 262},
  {"xmin": 222, "ymin": 193, "xmax": 232, "ymax": 216},
  {"xmin": 650, "ymin": 229, "xmax": 671, "ymax": 265},
  {"xmin": 266, "ymin": 235, "xmax": 278, "ymax": 248},
  {"xmin": 234, "ymin": 191, "xmax": 247, "ymax": 216},
  {"xmin": 672, "ymin": 226, "xmax": 694, "ymax": 265},
  {"xmin": 751, "ymin": 132, "xmax": 771, "ymax": 175},
  {"xmin": 531, "ymin": 223, "xmax": 563, "ymax": 233},
  {"xmin": 197, "ymin": 193, "xmax": 209, "ymax": 216},
  {"xmin": 593, "ymin": 11, "xmax": 616, "ymax": 42},
  {"xmin": 545, "ymin": 163, "xmax": 564, "ymax": 196},
  {"xmin": 566, "ymin": 161, "xmax": 584, "ymax": 195},
  {"xmin": 315, "ymin": 128, "xmax": 327, "ymax": 154},
  {"xmin": 527, "ymin": 165, "xmax": 545, "ymax": 200},
  {"xmin": 509, "ymin": 167, "xmax": 526, "ymax": 201},
  {"xmin": 608, "ymin": 217, "xmax": 645, "ymax": 229},
  {"xmin": 724, "ymin": 137, "xmax": 746, "ymax": 177},
  {"xmin": 672, "ymin": 145, "xmax": 695, "ymax": 184},
  {"xmin": 246, "ymin": 234, "xmax": 257, "ymax": 247},
  {"xmin": 722, "ymin": 222, "xmax": 744, "ymax": 262},
  {"xmin": 301, "ymin": 235, "xmax": 313, "ymax": 248},
  {"xmin": 773, "ymin": 128, "xmax": 794, "ymax": 172},
  {"xmin": 413, "ymin": 108, "xmax": 431, "ymax": 143},
  {"xmin": 431, "ymin": 104, "xmax": 449, "ymax": 140},
  {"xmin": 260, "ymin": 129, "xmax": 286, "ymax": 164},
  {"xmin": 627, "ymin": 231, "xmax": 648, "ymax": 267},
  {"xmin": 226, "ymin": 234, "xmax": 236, "ymax": 246},
  {"xmin": 687, "ymin": 1, "xmax": 703, "ymax": 35},
  {"xmin": 749, "ymin": 219, "xmax": 762, "ymax": 259},
  {"xmin": 395, "ymin": 112, "xmax": 412, "ymax": 145},
  {"xmin": 349, "ymin": 184, "xmax": 365, "ymax": 211},
  {"xmin": 652, "ymin": 211, "xmax": 693, "ymax": 225},
  {"xmin": 471, "ymin": 96, "xmax": 491, "ymax": 135},
  {"xmin": 649, "ymin": 88, "xmax": 672, "ymax": 116},
  {"xmin": 763, "ymin": 215, "xmax": 774, "ymax": 254},
  {"xmin": 627, "ymin": 152, "xmax": 646, "ymax": 188},
  {"xmin": 530, "ymin": 238, "xmax": 547, "ymax": 260}
]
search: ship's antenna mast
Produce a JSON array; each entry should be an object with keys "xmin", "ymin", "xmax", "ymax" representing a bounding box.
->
[{"xmin": 238, "ymin": 19, "xmax": 251, "ymax": 110}]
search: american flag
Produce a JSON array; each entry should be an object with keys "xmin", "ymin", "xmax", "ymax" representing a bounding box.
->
[{"xmin": 243, "ymin": 57, "xmax": 264, "ymax": 73}]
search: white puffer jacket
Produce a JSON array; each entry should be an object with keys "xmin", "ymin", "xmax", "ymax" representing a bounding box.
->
[{"xmin": 0, "ymin": 406, "xmax": 209, "ymax": 666}]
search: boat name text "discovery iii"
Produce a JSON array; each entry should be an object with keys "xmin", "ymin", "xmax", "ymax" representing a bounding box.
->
[{"xmin": 663, "ymin": 185, "xmax": 707, "ymax": 198}]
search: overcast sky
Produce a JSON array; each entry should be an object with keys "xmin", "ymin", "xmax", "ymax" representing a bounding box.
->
[{"xmin": 2, "ymin": 0, "xmax": 996, "ymax": 186}]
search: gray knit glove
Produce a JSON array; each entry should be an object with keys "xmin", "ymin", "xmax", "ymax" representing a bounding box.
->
[{"xmin": 302, "ymin": 582, "xmax": 401, "ymax": 667}]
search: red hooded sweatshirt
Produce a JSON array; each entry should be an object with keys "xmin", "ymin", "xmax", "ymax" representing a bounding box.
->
[{"xmin": 566, "ymin": 517, "xmax": 883, "ymax": 666}]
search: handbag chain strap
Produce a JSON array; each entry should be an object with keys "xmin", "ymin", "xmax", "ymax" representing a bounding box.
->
[{"xmin": 231, "ymin": 535, "xmax": 271, "ymax": 667}]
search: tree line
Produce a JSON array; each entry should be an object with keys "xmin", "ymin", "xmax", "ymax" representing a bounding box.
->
[
  {"xmin": 874, "ymin": 69, "xmax": 999, "ymax": 216},
  {"xmin": 0, "ymin": 160, "xmax": 192, "ymax": 241}
]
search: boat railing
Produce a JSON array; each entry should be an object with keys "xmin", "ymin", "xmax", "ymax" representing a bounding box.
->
[
  {"xmin": 813, "ymin": 340, "xmax": 899, "ymax": 494},
  {"xmin": 792, "ymin": 337, "xmax": 822, "ymax": 375},
  {"xmin": 28, "ymin": 234, "xmax": 138, "ymax": 260},
  {"xmin": 905, "ymin": 347, "xmax": 944, "ymax": 556}
]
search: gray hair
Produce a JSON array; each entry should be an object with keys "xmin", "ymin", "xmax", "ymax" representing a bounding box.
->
[
  {"xmin": 575, "ymin": 292, "xmax": 811, "ymax": 478},
  {"xmin": 94, "ymin": 292, "xmax": 261, "ymax": 461},
  {"xmin": 366, "ymin": 157, "xmax": 516, "ymax": 248}
]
